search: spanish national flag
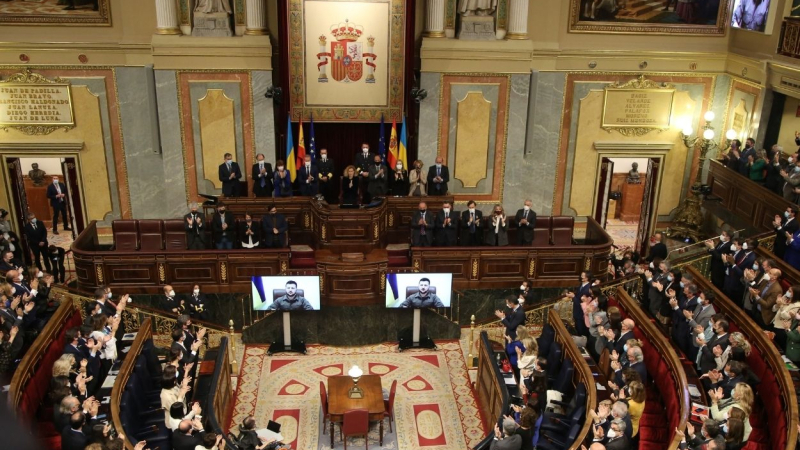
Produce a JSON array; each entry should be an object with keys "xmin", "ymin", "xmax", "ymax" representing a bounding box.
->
[
  {"xmin": 296, "ymin": 117, "xmax": 306, "ymax": 170},
  {"xmin": 285, "ymin": 114, "xmax": 297, "ymax": 182},
  {"xmin": 388, "ymin": 120, "xmax": 399, "ymax": 168}
]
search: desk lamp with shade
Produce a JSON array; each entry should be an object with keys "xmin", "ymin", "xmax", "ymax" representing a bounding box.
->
[{"xmin": 348, "ymin": 365, "xmax": 364, "ymax": 399}]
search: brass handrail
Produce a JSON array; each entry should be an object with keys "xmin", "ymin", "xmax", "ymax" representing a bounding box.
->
[{"xmin": 53, "ymin": 287, "xmax": 237, "ymax": 367}]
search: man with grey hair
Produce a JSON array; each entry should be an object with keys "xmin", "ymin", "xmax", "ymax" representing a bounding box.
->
[
  {"xmin": 184, "ymin": 202, "xmax": 207, "ymax": 250},
  {"xmin": 603, "ymin": 419, "xmax": 629, "ymax": 449},
  {"xmin": 490, "ymin": 418, "xmax": 522, "ymax": 449},
  {"xmin": 514, "ymin": 199, "xmax": 536, "ymax": 246},
  {"xmin": 615, "ymin": 346, "xmax": 647, "ymax": 387}
]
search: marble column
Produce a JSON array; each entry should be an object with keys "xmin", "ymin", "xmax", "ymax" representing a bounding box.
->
[
  {"xmin": 507, "ymin": 0, "xmax": 529, "ymax": 40},
  {"xmin": 155, "ymin": 0, "xmax": 181, "ymax": 35},
  {"xmin": 424, "ymin": 0, "xmax": 445, "ymax": 38},
  {"xmin": 245, "ymin": 0, "xmax": 268, "ymax": 35}
]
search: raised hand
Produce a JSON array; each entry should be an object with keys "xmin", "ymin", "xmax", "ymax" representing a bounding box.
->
[{"xmin": 134, "ymin": 441, "xmax": 147, "ymax": 450}]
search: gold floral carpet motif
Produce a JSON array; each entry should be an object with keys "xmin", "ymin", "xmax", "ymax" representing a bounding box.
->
[{"xmin": 230, "ymin": 341, "xmax": 486, "ymax": 450}]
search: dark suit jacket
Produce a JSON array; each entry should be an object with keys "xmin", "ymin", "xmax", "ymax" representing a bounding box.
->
[
  {"xmin": 211, "ymin": 212, "xmax": 234, "ymax": 242},
  {"xmin": 646, "ymin": 242, "xmax": 668, "ymax": 262},
  {"xmin": 252, "ymin": 162, "xmax": 274, "ymax": 196},
  {"xmin": 460, "ymin": 210, "xmax": 483, "ymax": 243},
  {"xmin": 708, "ymin": 240, "xmax": 732, "ymax": 289},
  {"xmin": 171, "ymin": 341, "xmax": 197, "ymax": 364},
  {"xmin": 61, "ymin": 428, "xmax": 89, "ymax": 450},
  {"xmin": 218, "ymin": 161, "xmax": 242, "ymax": 196},
  {"xmin": 298, "ymin": 163, "xmax": 319, "ymax": 196},
  {"xmin": 24, "ymin": 221, "xmax": 47, "ymax": 246},
  {"xmin": 515, "ymin": 209, "xmax": 536, "ymax": 245},
  {"xmin": 183, "ymin": 212, "xmax": 206, "ymax": 237},
  {"xmin": 605, "ymin": 435, "xmax": 632, "ymax": 450},
  {"xmin": 354, "ymin": 152, "xmax": 375, "ymax": 175},
  {"xmin": 426, "ymin": 165, "xmax": 450, "ymax": 195},
  {"xmin": 317, "ymin": 158, "xmax": 335, "ymax": 181},
  {"xmin": 489, "ymin": 435, "xmax": 522, "ymax": 450},
  {"xmin": 502, "ymin": 307, "xmax": 525, "ymax": 339},
  {"xmin": 435, "ymin": 210, "xmax": 459, "ymax": 246},
  {"xmin": 237, "ymin": 220, "xmax": 261, "ymax": 247},
  {"xmin": 774, "ymin": 217, "xmax": 799, "ymax": 258},
  {"xmin": 261, "ymin": 213, "xmax": 288, "ymax": 248},
  {"xmin": 699, "ymin": 333, "xmax": 730, "ymax": 373},
  {"xmin": 411, "ymin": 211, "xmax": 434, "ymax": 246},
  {"xmin": 368, "ymin": 163, "xmax": 388, "ymax": 197},
  {"xmin": 46, "ymin": 182, "xmax": 69, "ymax": 208},
  {"xmin": 172, "ymin": 430, "xmax": 206, "ymax": 450}
]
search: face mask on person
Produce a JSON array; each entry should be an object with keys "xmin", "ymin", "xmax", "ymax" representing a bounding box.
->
[
  {"xmin": 36, "ymin": 271, "xmax": 43, "ymax": 278},
  {"xmin": 623, "ymin": 344, "xmax": 628, "ymax": 353},
  {"xmin": 649, "ymin": 262, "xmax": 654, "ymax": 269},
  {"xmin": 169, "ymin": 290, "xmax": 175, "ymax": 297},
  {"xmin": 396, "ymin": 164, "xmax": 403, "ymax": 170},
  {"xmin": 719, "ymin": 234, "xmax": 727, "ymax": 242},
  {"xmin": 786, "ymin": 211, "xmax": 792, "ymax": 218},
  {"xmin": 436, "ymin": 163, "xmax": 442, "ymax": 169},
  {"xmin": 362, "ymin": 148, "xmax": 369, "ymax": 153},
  {"xmin": 18, "ymin": 274, "xmax": 23, "ymax": 281},
  {"xmin": 520, "ymin": 285, "xmax": 526, "ymax": 291},
  {"xmin": 375, "ymin": 161, "xmax": 381, "ymax": 166},
  {"xmin": 523, "ymin": 205, "xmax": 530, "ymax": 211},
  {"xmin": 607, "ymin": 429, "xmax": 617, "ymax": 439},
  {"xmin": 790, "ymin": 157, "xmax": 795, "ymax": 164},
  {"xmin": 680, "ymin": 282, "xmax": 685, "ymax": 288},
  {"xmin": 419, "ymin": 209, "xmax": 426, "ymax": 214},
  {"xmin": 795, "ymin": 166, "xmax": 800, "ymax": 173},
  {"xmin": 321, "ymin": 154, "xmax": 327, "ymax": 160},
  {"xmin": 469, "ymin": 208, "xmax": 475, "ymax": 213},
  {"xmin": 193, "ymin": 289, "xmax": 200, "ymax": 295},
  {"xmin": 742, "ymin": 243, "xmax": 749, "ymax": 250},
  {"xmin": 752, "ymin": 264, "xmax": 759, "ymax": 270},
  {"xmin": 443, "ymin": 208, "xmax": 450, "ymax": 214},
  {"xmin": 787, "ymin": 290, "xmax": 793, "ymax": 299},
  {"xmin": 730, "ymin": 244, "xmax": 738, "ymax": 252},
  {"xmin": 667, "ymin": 275, "xmax": 673, "ymax": 282},
  {"xmin": 30, "ymin": 218, "xmax": 36, "ymax": 224}
]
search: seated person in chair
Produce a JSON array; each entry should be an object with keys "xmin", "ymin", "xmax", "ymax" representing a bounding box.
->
[
  {"xmin": 399, "ymin": 278, "xmax": 445, "ymax": 308},
  {"xmin": 263, "ymin": 280, "xmax": 313, "ymax": 311}
]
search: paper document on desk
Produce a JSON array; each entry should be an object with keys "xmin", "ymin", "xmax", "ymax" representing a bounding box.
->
[
  {"xmin": 596, "ymin": 383, "xmax": 606, "ymax": 391},
  {"xmin": 502, "ymin": 373, "xmax": 516, "ymax": 386},
  {"xmin": 101, "ymin": 376, "xmax": 117, "ymax": 389},
  {"xmin": 122, "ymin": 332, "xmax": 137, "ymax": 341},
  {"xmin": 688, "ymin": 384, "xmax": 701, "ymax": 398},
  {"xmin": 256, "ymin": 428, "xmax": 283, "ymax": 443}
]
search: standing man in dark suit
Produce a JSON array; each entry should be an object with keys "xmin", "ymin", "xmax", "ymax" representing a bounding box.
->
[
  {"xmin": 515, "ymin": 199, "xmax": 536, "ymax": 246},
  {"xmin": 704, "ymin": 230, "xmax": 733, "ymax": 290},
  {"xmin": 773, "ymin": 207, "xmax": 798, "ymax": 259},
  {"xmin": 435, "ymin": 201, "xmax": 458, "ymax": 246},
  {"xmin": 218, "ymin": 153, "xmax": 242, "ymax": 197},
  {"xmin": 368, "ymin": 154, "xmax": 388, "ymax": 200},
  {"xmin": 427, "ymin": 156, "xmax": 449, "ymax": 196},
  {"xmin": 211, "ymin": 203, "xmax": 234, "ymax": 250},
  {"xmin": 317, "ymin": 148, "xmax": 336, "ymax": 203},
  {"xmin": 61, "ymin": 412, "xmax": 93, "ymax": 450},
  {"xmin": 723, "ymin": 238, "xmax": 757, "ymax": 304},
  {"xmin": 460, "ymin": 200, "xmax": 483, "ymax": 246},
  {"xmin": 495, "ymin": 297, "xmax": 525, "ymax": 339},
  {"xmin": 251, "ymin": 153, "xmax": 273, "ymax": 198},
  {"xmin": 646, "ymin": 232, "xmax": 668, "ymax": 262},
  {"xmin": 24, "ymin": 213, "xmax": 51, "ymax": 272},
  {"xmin": 298, "ymin": 154, "xmax": 319, "ymax": 196},
  {"xmin": 411, "ymin": 201, "xmax": 433, "ymax": 247},
  {"xmin": 261, "ymin": 204, "xmax": 288, "ymax": 248},
  {"xmin": 354, "ymin": 143, "xmax": 374, "ymax": 202},
  {"xmin": 172, "ymin": 418, "xmax": 207, "ymax": 450},
  {"xmin": 46, "ymin": 175, "xmax": 70, "ymax": 235},
  {"xmin": 184, "ymin": 202, "xmax": 207, "ymax": 250}
]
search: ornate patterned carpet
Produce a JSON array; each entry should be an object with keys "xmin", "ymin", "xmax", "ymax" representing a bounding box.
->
[{"xmin": 230, "ymin": 341, "xmax": 486, "ymax": 450}]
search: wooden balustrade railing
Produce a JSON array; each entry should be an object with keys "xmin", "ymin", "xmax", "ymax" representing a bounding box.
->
[
  {"xmin": 111, "ymin": 318, "xmax": 152, "ymax": 450},
  {"xmin": 475, "ymin": 331, "xmax": 509, "ymax": 445},
  {"xmin": 206, "ymin": 337, "xmax": 234, "ymax": 439},
  {"xmin": 685, "ymin": 266, "xmax": 798, "ymax": 450},
  {"xmin": 614, "ymin": 287, "xmax": 689, "ymax": 450}
]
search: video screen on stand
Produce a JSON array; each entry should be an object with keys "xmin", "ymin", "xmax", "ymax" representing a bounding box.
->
[
  {"xmin": 385, "ymin": 273, "xmax": 453, "ymax": 308},
  {"xmin": 252, "ymin": 275, "xmax": 321, "ymax": 311}
]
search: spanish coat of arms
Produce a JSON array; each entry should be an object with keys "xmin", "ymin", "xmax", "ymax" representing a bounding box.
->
[{"xmin": 316, "ymin": 19, "xmax": 377, "ymax": 84}]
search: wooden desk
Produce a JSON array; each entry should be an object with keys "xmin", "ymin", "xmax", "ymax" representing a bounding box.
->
[{"xmin": 327, "ymin": 375, "xmax": 385, "ymax": 447}]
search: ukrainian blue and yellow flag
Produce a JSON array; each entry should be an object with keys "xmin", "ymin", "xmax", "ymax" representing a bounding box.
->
[
  {"xmin": 399, "ymin": 116, "xmax": 408, "ymax": 168},
  {"xmin": 386, "ymin": 273, "xmax": 399, "ymax": 307}
]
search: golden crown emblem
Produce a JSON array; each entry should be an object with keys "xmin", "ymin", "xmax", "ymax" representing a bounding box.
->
[{"xmin": 330, "ymin": 19, "xmax": 364, "ymax": 41}]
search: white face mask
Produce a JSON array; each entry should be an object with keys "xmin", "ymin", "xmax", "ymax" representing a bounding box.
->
[
  {"xmin": 742, "ymin": 243, "xmax": 749, "ymax": 250},
  {"xmin": 435, "ymin": 163, "xmax": 442, "ymax": 168},
  {"xmin": 752, "ymin": 264, "xmax": 759, "ymax": 270},
  {"xmin": 523, "ymin": 205, "xmax": 530, "ymax": 211},
  {"xmin": 787, "ymin": 291, "xmax": 793, "ymax": 298},
  {"xmin": 790, "ymin": 157, "xmax": 795, "ymax": 163},
  {"xmin": 36, "ymin": 271, "xmax": 43, "ymax": 278},
  {"xmin": 107, "ymin": 291, "xmax": 112, "ymax": 299},
  {"xmin": 169, "ymin": 290, "xmax": 175, "ymax": 297},
  {"xmin": 193, "ymin": 289, "xmax": 200, "ymax": 295},
  {"xmin": 362, "ymin": 148, "xmax": 369, "ymax": 153},
  {"xmin": 278, "ymin": 166, "xmax": 284, "ymax": 171},
  {"xmin": 321, "ymin": 154, "xmax": 327, "ymax": 160},
  {"xmin": 18, "ymin": 273, "xmax": 23, "ymax": 281},
  {"xmin": 520, "ymin": 285, "xmax": 526, "ymax": 291},
  {"xmin": 442, "ymin": 208, "xmax": 450, "ymax": 214},
  {"xmin": 607, "ymin": 429, "xmax": 617, "ymax": 439},
  {"xmin": 396, "ymin": 165, "xmax": 402, "ymax": 170},
  {"xmin": 469, "ymin": 208, "xmax": 475, "ymax": 213},
  {"xmin": 730, "ymin": 244, "xmax": 738, "ymax": 252}
]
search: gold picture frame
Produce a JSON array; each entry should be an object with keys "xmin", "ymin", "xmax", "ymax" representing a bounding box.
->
[
  {"xmin": 0, "ymin": 0, "xmax": 111, "ymax": 27},
  {"xmin": 568, "ymin": 0, "xmax": 731, "ymax": 35}
]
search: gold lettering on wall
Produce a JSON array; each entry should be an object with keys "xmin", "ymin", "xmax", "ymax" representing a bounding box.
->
[
  {"xmin": 454, "ymin": 91, "xmax": 491, "ymax": 188},
  {"xmin": 602, "ymin": 76, "xmax": 675, "ymax": 137},
  {"xmin": 0, "ymin": 69, "xmax": 75, "ymax": 135},
  {"xmin": 198, "ymin": 89, "xmax": 236, "ymax": 189}
]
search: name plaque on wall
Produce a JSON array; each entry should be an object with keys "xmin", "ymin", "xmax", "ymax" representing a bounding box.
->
[
  {"xmin": 0, "ymin": 69, "xmax": 75, "ymax": 135},
  {"xmin": 601, "ymin": 76, "xmax": 674, "ymax": 137}
]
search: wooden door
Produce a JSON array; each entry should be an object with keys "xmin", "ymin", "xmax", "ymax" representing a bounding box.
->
[
  {"xmin": 61, "ymin": 157, "xmax": 85, "ymax": 236},
  {"xmin": 636, "ymin": 158, "xmax": 661, "ymax": 257},
  {"xmin": 5, "ymin": 157, "xmax": 31, "ymax": 265},
  {"xmin": 594, "ymin": 157, "xmax": 614, "ymax": 229}
]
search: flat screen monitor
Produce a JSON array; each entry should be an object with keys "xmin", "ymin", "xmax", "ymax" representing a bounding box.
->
[
  {"xmin": 385, "ymin": 273, "xmax": 452, "ymax": 308},
  {"xmin": 252, "ymin": 275, "xmax": 321, "ymax": 311}
]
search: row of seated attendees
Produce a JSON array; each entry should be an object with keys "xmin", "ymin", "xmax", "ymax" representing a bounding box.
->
[{"xmin": 216, "ymin": 147, "xmax": 451, "ymax": 204}]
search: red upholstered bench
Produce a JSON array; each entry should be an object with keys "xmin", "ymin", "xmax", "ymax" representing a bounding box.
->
[
  {"xmin": 290, "ymin": 245, "xmax": 316, "ymax": 268},
  {"xmin": 387, "ymin": 243, "xmax": 410, "ymax": 267}
]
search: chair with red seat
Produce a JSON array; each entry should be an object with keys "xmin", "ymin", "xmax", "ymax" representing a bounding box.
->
[
  {"xmin": 320, "ymin": 381, "xmax": 331, "ymax": 435},
  {"xmin": 340, "ymin": 408, "xmax": 369, "ymax": 450},
  {"xmin": 384, "ymin": 380, "xmax": 397, "ymax": 433}
]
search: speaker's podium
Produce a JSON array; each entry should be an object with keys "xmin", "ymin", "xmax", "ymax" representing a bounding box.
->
[
  {"xmin": 266, "ymin": 288, "xmax": 307, "ymax": 355},
  {"xmin": 398, "ymin": 285, "xmax": 437, "ymax": 352}
]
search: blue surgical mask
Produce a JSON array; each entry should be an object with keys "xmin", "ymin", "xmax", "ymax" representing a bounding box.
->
[
  {"xmin": 667, "ymin": 275, "xmax": 673, "ymax": 282},
  {"xmin": 786, "ymin": 212, "xmax": 791, "ymax": 218},
  {"xmin": 680, "ymin": 282, "xmax": 685, "ymax": 288},
  {"xmin": 623, "ymin": 344, "xmax": 628, "ymax": 352}
]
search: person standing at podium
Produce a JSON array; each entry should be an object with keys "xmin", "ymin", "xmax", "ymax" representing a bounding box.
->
[
  {"xmin": 341, "ymin": 166, "xmax": 360, "ymax": 205},
  {"xmin": 317, "ymin": 148, "xmax": 336, "ymax": 203},
  {"xmin": 218, "ymin": 153, "xmax": 242, "ymax": 198},
  {"xmin": 355, "ymin": 143, "xmax": 375, "ymax": 202},
  {"xmin": 298, "ymin": 154, "xmax": 319, "ymax": 196},
  {"xmin": 435, "ymin": 201, "xmax": 459, "ymax": 246},
  {"xmin": 273, "ymin": 160, "xmax": 293, "ymax": 198},
  {"xmin": 251, "ymin": 153, "xmax": 273, "ymax": 198},
  {"xmin": 184, "ymin": 202, "xmax": 207, "ymax": 250},
  {"xmin": 368, "ymin": 155, "xmax": 388, "ymax": 200},
  {"xmin": 460, "ymin": 200, "xmax": 483, "ymax": 246},
  {"xmin": 515, "ymin": 199, "xmax": 536, "ymax": 246},
  {"xmin": 261, "ymin": 205, "xmax": 288, "ymax": 248}
]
